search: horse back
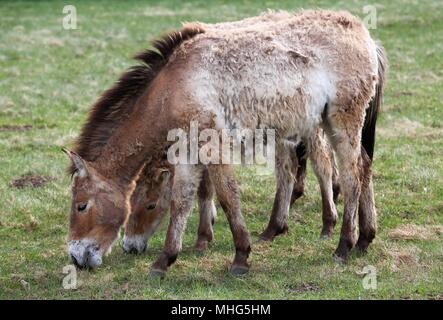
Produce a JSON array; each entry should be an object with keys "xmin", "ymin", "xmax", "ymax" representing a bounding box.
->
[{"xmin": 165, "ymin": 10, "xmax": 379, "ymax": 136}]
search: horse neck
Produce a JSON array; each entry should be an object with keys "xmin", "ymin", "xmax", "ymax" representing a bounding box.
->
[
  {"xmin": 93, "ymin": 101, "xmax": 169, "ymax": 190},
  {"xmin": 91, "ymin": 63, "xmax": 201, "ymax": 192},
  {"xmin": 93, "ymin": 89, "xmax": 189, "ymax": 191}
]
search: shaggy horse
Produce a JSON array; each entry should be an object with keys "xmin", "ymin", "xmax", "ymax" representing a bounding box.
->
[
  {"xmin": 122, "ymin": 11, "xmax": 343, "ymax": 254},
  {"xmin": 64, "ymin": 10, "xmax": 386, "ymax": 276}
]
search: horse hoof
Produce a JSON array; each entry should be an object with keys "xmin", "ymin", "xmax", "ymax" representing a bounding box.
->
[
  {"xmin": 333, "ymin": 253, "xmax": 347, "ymax": 264},
  {"xmin": 355, "ymin": 241, "xmax": 370, "ymax": 256},
  {"xmin": 257, "ymin": 231, "xmax": 274, "ymax": 242},
  {"xmin": 320, "ymin": 231, "xmax": 333, "ymax": 240},
  {"xmin": 194, "ymin": 241, "xmax": 209, "ymax": 252},
  {"xmin": 149, "ymin": 269, "xmax": 166, "ymax": 279},
  {"xmin": 258, "ymin": 224, "xmax": 288, "ymax": 242},
  {"xmin": 230, "ymin": 265, "xmax": 249, "ymax": 276},
  {"xmin": 356, "ymin": 238, "xmax": 371, "ymax": 253},
  {"xmin": 256, "ymin": 235, "xmax": 272, "ymax": 243}
]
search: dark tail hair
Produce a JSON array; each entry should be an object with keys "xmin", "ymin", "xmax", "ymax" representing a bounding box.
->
[{"xmin": 361, "ymin": 43, "xmax": 387, "ymax": 161}]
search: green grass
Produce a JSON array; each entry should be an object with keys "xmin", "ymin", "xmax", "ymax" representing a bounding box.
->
[{"xmin": 0, "ymin": 0, "xmax": 442, "ymax": 299}]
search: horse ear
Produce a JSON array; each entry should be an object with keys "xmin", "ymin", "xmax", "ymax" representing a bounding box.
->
[
  {"xmin": 62, "ymin": 148, "xmax": 89, "ymax": 177},
  {"xmin": 154, "ymin": 168, "xmax": 170, "ymax": 184}
]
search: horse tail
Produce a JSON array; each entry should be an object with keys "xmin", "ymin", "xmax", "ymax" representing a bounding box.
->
[{"xmin": 361, "ymin": 42, "xmax": 387, "ymax": 161}]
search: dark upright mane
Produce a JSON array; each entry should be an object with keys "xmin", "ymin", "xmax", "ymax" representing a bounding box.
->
[{"xmin": 69, "ymin": 25, "xmax": 204, "ymax": 175}]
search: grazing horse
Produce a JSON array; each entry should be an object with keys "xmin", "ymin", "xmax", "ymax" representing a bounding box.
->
[
  {"xmin": 64, "ymin": 10, "xmax": 386, "ymax": 276},
  {"xmin": 124, "ymin": 10, "xmax": 343, "ymax": 253}
]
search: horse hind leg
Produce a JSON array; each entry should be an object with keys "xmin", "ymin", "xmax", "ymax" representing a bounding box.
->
[
  {"xmin": 195, "ymin": 168, "xmax": 217, "ymax": 252},
  {"xmin": 323, "ymin": 106, "xmax": 365, "ymax": 262},
  {"xmin": 150, "ymin": 165, "xmax": 202, "ymax": 278},
  {"xmin": 356, "ymin": 147, "xmax": 377, "ymax": 252},
  {"xmin": 307, "ymin": 131, "xmax": 338, "ymax": 239},
  {"xmin": 207, "ymin": 164, "xmax": 251, "ymax": 275}
]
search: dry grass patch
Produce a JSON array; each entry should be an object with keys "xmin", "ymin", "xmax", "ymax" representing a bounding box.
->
[
  {"xmin": 389, "ymin": 246, "xmax": 421, "ymax": 272},
  {"xmin": 10, "ymin": 175, "xmax": 55, "ymax": 189},
  {"xmin": 378, "ymin": 118, "xmax": 423, "ymax": 138},
  {"xmin": 0, "ymin": 124, "xmax": 33, "ymax": 132},
  {"xmin": 388, "ymin": 224, "xmax": 443, "ymax": 241},
  {"xmin": 287, "ymin": 282, "xmax": 320, "ymax": 294}
]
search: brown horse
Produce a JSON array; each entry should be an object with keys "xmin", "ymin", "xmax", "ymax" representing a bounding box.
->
[
  {"xmin": 124, "ymin": 10, "xmax": 342, "ymax": 254},
  {"xmin": 64, "ymin": 10, "xmax": 386, "ymax": 276}
]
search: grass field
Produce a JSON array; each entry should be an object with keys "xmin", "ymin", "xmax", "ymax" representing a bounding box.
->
[{"xmin": 0, "ymin": 0, "xmax": 442, "ymax": 299}]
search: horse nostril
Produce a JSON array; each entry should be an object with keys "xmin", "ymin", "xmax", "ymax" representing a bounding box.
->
[
  {"xmin": 71, "ymin": 254, "xmax": 88, "ymax": 270},
  {"xmin": 70, "ymin": 254, "xmax": 80, "ymax": 268}
]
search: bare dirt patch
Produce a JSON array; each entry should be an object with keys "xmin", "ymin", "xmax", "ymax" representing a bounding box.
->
[
  {"xmin": 0, "ymin": 124, "xmax": 33, "ymax": 132},
  {"xmin": 388, "ymin": 224, "xmax": 443, "ymax": 241},
  {"xmin": 10, "ymin": 175, "xmax": 55, "ymax": 189},
  {"xmin": 287, "ymin": 282, "xmax": 320, "ymax": 294}
]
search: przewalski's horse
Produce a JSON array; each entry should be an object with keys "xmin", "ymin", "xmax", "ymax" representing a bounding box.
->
[
  {"xmin": 64, "ymin": 10, "xmax": 386, "ymax": 275},
  {"xmin": 123, "ymin": 9, "xmax": 342, "ymax": 254},
  {"xmin": 122, "ymin": 133, "xmax": 340, "ymax": 254}
]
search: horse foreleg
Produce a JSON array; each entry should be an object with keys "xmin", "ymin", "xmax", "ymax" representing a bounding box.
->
[
  {"xmin": 356, "ymin": 147, "xmax": 377, "ymax": 252},
  {"xmin": 207, "ymin": 164, "xmax": 251, "ymax": 275},
  {"xmin": 325, "ymin": 111, "xmax": 363, "ymax": 262},
  {"xmin": 150, "ymin": 166, "xmax": 201, "ymax": 278}
]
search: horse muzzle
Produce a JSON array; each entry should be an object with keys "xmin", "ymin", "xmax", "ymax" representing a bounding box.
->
[
  {"xmin": 122, "ymin": 234, "xmax": 147, "ymax": 254},
  {"xmin": 68, "ymin": 239, "xmax": 103, "ymax": 269}
]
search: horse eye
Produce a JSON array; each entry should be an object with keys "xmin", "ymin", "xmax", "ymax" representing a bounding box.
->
[
  {"xmin": 146, "ymin": 203, "xmax": 156, "ymax": 210},
  {"xmin": 77, "ymin": 203, "xmax": 88, "ymax": 212}
]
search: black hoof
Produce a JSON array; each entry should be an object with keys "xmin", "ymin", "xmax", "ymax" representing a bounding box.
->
[
  {"xmin": 230, "ymin": 265, "xmax": 249, "ymax": 276},
  {"xmin": 257, "ymin": 234, "xmax": 273, "ymax": 242},
  {"xmin": 149, "ymin": 269, "xmax": 166, "ymax": 279},
  {"xmin": 258, "ymin": 225, "xmax": 288, "ymax": 242},
  {"xmin": 356, "ymin": 235, "xmax": 373, "ymax": 253}
]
